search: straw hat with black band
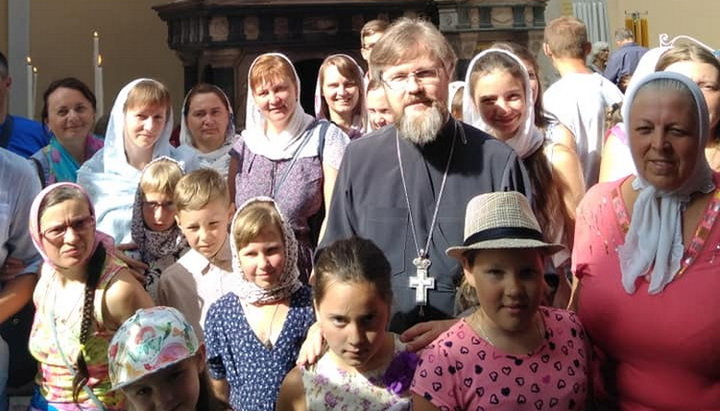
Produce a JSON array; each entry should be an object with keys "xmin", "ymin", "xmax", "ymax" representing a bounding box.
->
[{"xmin": 446, "ymin": 191, "xmax": 565, "ymax": 260}]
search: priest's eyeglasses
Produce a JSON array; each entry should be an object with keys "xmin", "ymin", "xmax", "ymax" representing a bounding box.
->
[
  {"xmin": 381, "ymin": 68, "xmax": 442, "ymax": 90},
  {"xmin": 41, "ymin": 215, "xmax": 95, "ymax": 242}
]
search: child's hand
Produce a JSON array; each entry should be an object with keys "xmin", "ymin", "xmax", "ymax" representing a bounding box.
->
[
  {"xmin": 400, "ymin": 319, "xmax": 458, "ymax": 352},
  {"xmin": 295, "ymin": 322, "xmax": 324, "ymax": 367}
]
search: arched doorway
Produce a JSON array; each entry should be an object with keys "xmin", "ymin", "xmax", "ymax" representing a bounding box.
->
[{"xmin": 294, "ymin": 58, "xmax": 324, "ymax": 115}]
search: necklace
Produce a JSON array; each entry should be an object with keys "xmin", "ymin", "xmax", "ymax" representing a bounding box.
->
[
  {"xmin": 396, "ymin": 124, "xmax": 457, "ymax": 307},
  {"xmin": 47, "ymin": 272, "xmax": 83, "ymax": 328},
  {"xmin": 262, "ymin": 303, "xmax": 281, "ymax": 350},
  {"xmin": 476, "ymin": 310, "xmax": 545, "ymax": 349}
]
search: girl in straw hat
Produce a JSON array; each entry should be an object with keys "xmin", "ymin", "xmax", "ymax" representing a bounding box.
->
[{"xmin": 411, "ymin": 191, "xmax": 589, "ymax": 410}]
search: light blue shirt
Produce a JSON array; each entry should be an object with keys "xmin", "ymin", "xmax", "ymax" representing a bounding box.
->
[{"xmin": 0, "ymin": 148, "xmax": 41, "ymax": 277}]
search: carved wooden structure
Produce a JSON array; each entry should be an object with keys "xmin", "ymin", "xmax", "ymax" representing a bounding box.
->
[{"xmin": 153, "ymin": 0, "xmax": 549, "ymax": 123}]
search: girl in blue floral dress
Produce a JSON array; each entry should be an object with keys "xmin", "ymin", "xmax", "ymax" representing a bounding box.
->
[{"xmin": 204, "ymin": 197, "xmax": 314, "ymax": 410}]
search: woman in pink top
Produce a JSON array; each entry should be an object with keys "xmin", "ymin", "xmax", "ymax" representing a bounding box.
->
[{"xmin": 573, "ymin": 72, "xmax": 720, "ymax": 409}]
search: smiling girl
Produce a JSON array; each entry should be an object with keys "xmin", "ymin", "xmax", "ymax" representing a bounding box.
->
[
  {"xmin": 463, "ymin": 48, "xmax": 583, "ymax": 307},
  {"xmin": 203, "ymin": 197, "xmax": 314, "ymax": 410},
  {"xmin": 314, "ymin": 54, "xmax": 366, "ymax": 139}
]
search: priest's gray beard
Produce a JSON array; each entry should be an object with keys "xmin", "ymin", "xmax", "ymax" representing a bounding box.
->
[{"xmin": 397, "ymin": 100, "xmax": 447, "ymax": 146}]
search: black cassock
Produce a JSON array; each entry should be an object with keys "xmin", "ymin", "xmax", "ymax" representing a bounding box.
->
[{"xmin": 320, "ymin": 118, "xmax": 530, "ymax": 332}]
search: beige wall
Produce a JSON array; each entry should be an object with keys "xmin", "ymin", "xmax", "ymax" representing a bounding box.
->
[
  {"xmin": 0, "ymin": 1, "xmax": 7, "ymax": 53},
  {"xmin": 3, "ymin": 0, "xmax": 183, "ymax": 120},
  {"xmin": 605, "ymin": 0, "xmax": 720, "ymax": 49}
]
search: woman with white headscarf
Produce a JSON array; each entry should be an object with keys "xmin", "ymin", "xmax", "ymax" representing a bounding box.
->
[
  {"xmin": 176, "ymin": 83, "xmax": 238, "ymax": 178},
  {"xmin": 447, "ymin": 80, "xmax": 465, "ymax": 121},
  {"xmin": 573, "ymin": 71, "xmax": 720, "ymax": 409},
  {"xmin": 228, "ymin": 53, "xmax": 349, "ymax": 281},
  {"xmin": 601, "ymin": 44, "xmax": 720, "ymax": 181},
  {"xmin": 463, "ymin": 48, "xmax": 582, "ymax": 306},
  {"xmin": 314, "ymin": 54, "xmax": 365, "ymax": 140},
  {"xmin": 77, "ymin": 78, "xmax": 197, "ymax": 245}
]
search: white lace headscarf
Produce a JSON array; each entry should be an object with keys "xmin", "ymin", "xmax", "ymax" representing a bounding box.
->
[
  {"xmin": 177, "ymin": 84, "xmax": 238, "ymax": 177},
  {"xmin": 230, "ymin": 196, "xmax": 303, "ymax": 304},
  {"xmin": 241, "ymin": 53, "xmax": 315, "ymax": 160},
  {"xmin": 618, "ymin": 71, "xmax": 715, "ymax": 294},
  {"xmin": 463, "ymin": 48, "xmax": 544, "ymax": 159}
]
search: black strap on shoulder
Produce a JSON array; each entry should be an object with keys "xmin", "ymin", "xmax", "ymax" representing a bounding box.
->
[
  {"xmin": 317, "ymin": 119, "xmax": 330, "ymax": 163},
  {"xmin": 29, "ymin": 157, "xmax": 46, "ymax": 188},
  {"xmin": 272, "ymin": 119, "xmax": 321, "ymax": 196}
]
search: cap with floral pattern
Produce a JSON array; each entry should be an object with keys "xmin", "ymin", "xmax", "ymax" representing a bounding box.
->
[{"xmin": 108, "ymin": 306, "xmax": 200, "ymax": 390}]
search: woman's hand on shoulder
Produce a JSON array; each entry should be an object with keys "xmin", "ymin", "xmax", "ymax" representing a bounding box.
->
[
  {"xmin": 295, "ymin": 322, "xmax": 324, "ymax": 367},
  {"xmin": 103, "ymin": 268, "xmax": 154, "ymax": 330}
]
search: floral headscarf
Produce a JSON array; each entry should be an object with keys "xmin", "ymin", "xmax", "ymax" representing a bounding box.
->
[
  {"xmin": 130, "ymin": 156, "xmax": 188, "ymax": 264},
  {"xmin": 108, "ymin": 306, "xmax": 200, "ymax": 390},
  {"xmin": 230, "ymin": 197, "xmax": 302, "ymax": 304}
]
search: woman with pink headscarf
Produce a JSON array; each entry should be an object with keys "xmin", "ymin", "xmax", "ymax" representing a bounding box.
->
[{"xmin": 27, "ymin": 182, "xmax": 152, "ymax": 410}]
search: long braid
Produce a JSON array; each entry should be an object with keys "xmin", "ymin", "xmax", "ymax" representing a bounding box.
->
[{"xmin": 71, "ymin": 242, "xmax": 106, "ymax": 403}]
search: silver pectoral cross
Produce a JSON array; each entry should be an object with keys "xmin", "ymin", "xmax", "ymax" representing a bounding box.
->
[{"xmin": 409, "ymin": 256, "xmax": 435, "ymax": 305}]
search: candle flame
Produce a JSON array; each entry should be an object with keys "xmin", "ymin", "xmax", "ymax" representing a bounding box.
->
[
  {"xmin": 98, "ymin": 54, "xmax": 103, "ymax": 67},
  {"xmin": 26, "ymin": 56, "xmax": 31, "ymax": 64},
  {"xmin": 33, "ymin": 67, "xmax": 37, "ymax": 73},
  {"xmin": 93, "ymin": 31, "xmax": 98, "ymax": 38}
]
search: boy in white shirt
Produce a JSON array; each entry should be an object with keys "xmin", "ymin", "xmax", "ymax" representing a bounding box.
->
[{"xmin": 158, "ymin": 168, "xmax": 237, "ymax": 340}]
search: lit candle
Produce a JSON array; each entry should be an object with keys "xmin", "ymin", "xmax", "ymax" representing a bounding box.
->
[
  {"xmin": 26, "ymin": 57, "xmax": 33, "ymax": 118},
  {"xmin": 95, "ymin": 54, "xmax": 104, "ymax": 116},
  {"xmin": 32, "ymin": 66, "xmax": 38, "ymax": 119},
  {"xmin": 92, "ymin": 31, "xmax": 99, "ymax": 73}
]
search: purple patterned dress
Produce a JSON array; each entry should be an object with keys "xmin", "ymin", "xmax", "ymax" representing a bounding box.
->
[{"xmin": 231, "ymin": 140, "xmax": 323, "ymax": 281}]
